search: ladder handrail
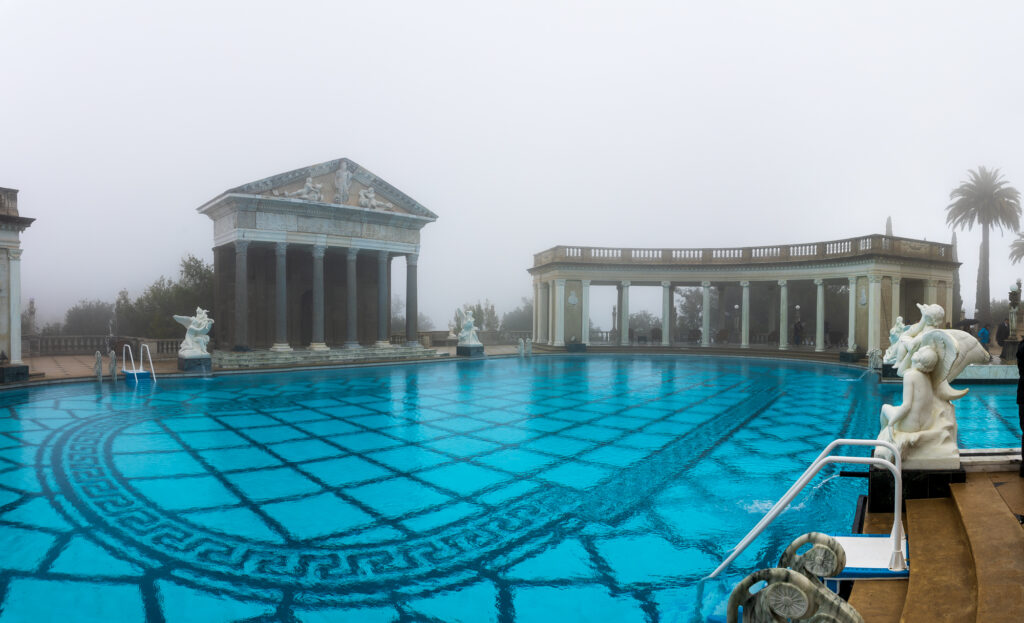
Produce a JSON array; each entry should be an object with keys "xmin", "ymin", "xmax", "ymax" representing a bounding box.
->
[
  {"xmin": 729, "ymin": 439, "xmax": 901, "ymax": 553},
  {"xmin": 122, "ymin": 343, "xmax": 136, "ymax": 374},
  {"xmin": 706, "ymin": 440, "xmax": 905, "ymax": 579},
  {"xmin": 121, "ymin": 343, "xmax": 157, "ymax": 383},
  {"xmin": 140, "ymin": 343, "xmax": 157, "ymax": 383}
]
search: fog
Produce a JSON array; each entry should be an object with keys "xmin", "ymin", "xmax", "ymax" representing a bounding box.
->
[{"xmin": 4, "ymin": 1, "xmax": 1024, "ymax": 330}]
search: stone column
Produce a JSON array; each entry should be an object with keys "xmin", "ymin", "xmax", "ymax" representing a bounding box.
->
[
  {"xmin": 309, "ymin": 245, "xmax": 329, "ymax": 351},
  {"xmin": 814, "ymin": 278, "xmax": 825, "ymax": 352},
  {"xmin": 581, "ymin": 280, "xmax": 591, "ymax": 345},
  {"xmin": 620, "ymin": 281, "xmax": 630, "ymax": 345},
  {"xmin": 868, "ymin": 275, "xmax": 882, "ymax": 352},
  {"xmin": 376, "ymin": 251, "xmax": 390, "ymax": 347},
  {"xmin": 778, "ymin": 280, "xmax": 789, "ymax": 350},
  {"xmin": 344, "ymin": 247, "xmax": 361, "ymax": 349},
  {"xmin": 740, "ymin": 281, "xmax": 750, "ymax": 349},
  {"xmin": 701, "ymin": 281, "xmax": 712, "ymax": 347},
  {"xmin": 847, "ymin": 276, "xmax": 857, "ymax": 352},
  {"xmin": 538, "ymin": 281, "xmax": 549, "ymax": 343},
  {"xmin": 548, "ymin": 282, "xmax": 556, "ymax": 345},
  {"xmin": 554, "ymin": 279, "xmax": 566, "ymax": 347},
  {"xmin": 405, "ymin": 254, "xmax": 418, "ymax": 346},
  {"xmin": 233, "ymin": 239, "xmax": 250, "ymax": 351},
  {"xmin": 661, "ymin": 281, "xmax": 672, "ymax": 346},
  {"xmin": 7, "ymin": 249, "xmax": 22, "ymax": 364},
  {"xmin": 944, "ymin": 281, "xmax": 954, "ymax": 321},
  {"xmin": 891, "ymin": 277, "xmax": 901, "ymax": 326},
  {"xmin": 270, "ymin": 242, "xmax": 291, "ymax": 352},
  {"xmin": 532, "ymin": 281, "xmax": 540, "ymax": 342},
  {"xmin": 924, "ymin": 279, "xmax": 938, "ymax": 306}
]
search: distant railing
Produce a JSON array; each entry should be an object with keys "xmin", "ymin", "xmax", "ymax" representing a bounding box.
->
[
  {"xmin": 531, "ymin": 234, "xmax": 954, "ymax": 269},
  {"xmin": 24, "ymin": 335, "xmax": 179, "ymax": 359}
]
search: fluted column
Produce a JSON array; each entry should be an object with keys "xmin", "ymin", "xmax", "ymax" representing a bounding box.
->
[
  {"xmin": 701, "ymin": 281, "xmax": 711, "ymax": 347},
  {"xmin": 269, "ymin": 242, "xmax": 292, "ymax": 352},
  {"xmin": 309, "ymin": 245, "xmax": 329, "ymax": 351},
  {"xmin": 376, "ymin": 251, "xmax": 390, "ymax": 346},
  {"xmin": 538, "ymin": 282, "xmax": 549, "ymax": 343},
  {"xmin": 233, "ymin": 239, "xmax": 250, "ymax": 351},
  {"xmin": 944, "ymin": 281, "xmax": 953, "ymax": 321},
  {"xmin": 532, "ymin": 281, "xmax": 540, "ymax": 342},
  {"xmin": 548, "ymin": 282, "xmax": 556, "ymax": 345},
  {"xmin": 868, "ymin": 275, "xmax": 882, "ymax": 352},
  {"xmin": 778, "ymin": 280, "xmax": 789, "ymax": 350},
  {"xmin": 847, "ymin": 276, "xmax": 857, "ymax": 352},
  {"xmin": 344, "ymin": 247, "xmax": 361, "ymax": 349},
  {"xmin": 814, "ymin": 278, "xmax": 825, "ymax": 352},
  {"xmin": 620, "ymin": 281, "xmax": 630, "ymax": 345},
  {"xmin": 891, "ymin": 277, "xmax": 902, "ymax": 326},
  {"xmin": 924, "ymin": 279, "xmax": 938, "ymax": 306},
  {"xmin": 581, "ymin": 280, "xmax": 591, "ymax": 345},
  {"xmin": 8, "ymin": 249, "xmax": 22, "ymax": 364},
  {"xmin": 405, "ymin": 253, "xmax": 419, "ymax": 346},
  {"xmin": 661, "ymin": 281, "xmax": 672, "ymax": 346},
  {"xmin": 740, "ymin": 281, "xmax": 750, "ymax": 349},
  {"xmin": 554, "ymin": 279, "xmax": 566, "ymax": 347}
]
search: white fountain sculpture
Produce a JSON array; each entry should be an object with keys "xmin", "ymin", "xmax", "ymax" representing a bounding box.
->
[
  {"xmin": 877, "ymin": 303, "xmax": 989, "ymax": 470},
  {"xmin": 173, "ymin": 307, "xmax": 215, "ymax": 358},
  {"xmin": 455, "ymin": 307, "xmax": 482, "ymax": 347}
]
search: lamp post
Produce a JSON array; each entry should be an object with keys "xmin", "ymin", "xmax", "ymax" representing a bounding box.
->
[{"xmin": 733, "ymin": 304, "xmax": 740, "ymax": 335}]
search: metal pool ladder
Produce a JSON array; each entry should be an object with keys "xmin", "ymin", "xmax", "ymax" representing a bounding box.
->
[
  {"xmin": 706, "ymin": 438, "xmax": 906, "ymax": 579},
  {"xmin": 122, "ymin": 343, "xmax": 157, "ymax": 383}
]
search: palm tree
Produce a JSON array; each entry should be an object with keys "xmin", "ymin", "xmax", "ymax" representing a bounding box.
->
[
  {"xmin": 1010, "ymin": 233, "xmax": 1024, "ymax": 265},
  {"xmin": 946, "ymin": 166, "xmax": 1021, "ymax": 322}
]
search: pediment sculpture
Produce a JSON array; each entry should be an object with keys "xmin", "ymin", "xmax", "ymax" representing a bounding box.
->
[
  {"xmin": 359, "ymin": 187, "xmax": 396, "ymax": 211},
  {"xmin": 274, "ymin": 176, "xmax": 323, "ymax": 202},
  {"xmin": 877, "ymin": 303, "xmax": 989, "ymax": 469}
]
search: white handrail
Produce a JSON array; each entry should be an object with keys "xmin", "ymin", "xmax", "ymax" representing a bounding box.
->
[
  {"xmin": 706, "ymin": 440, "xmax": 905, "ymax": 579},
  {"xmin": 122, "ymin": 343, "xmax": 136, "ymax": 374},
  {"xmin": 121, "ymin": 343, "xmax": 157, "ymax": 382},
  {"xmin": 140, "ymin": 343, "xmax": 157, "ymax": 383},
  {"xmin": 730, "ymin": 439, "xmax": 901, "ymax": 552}
]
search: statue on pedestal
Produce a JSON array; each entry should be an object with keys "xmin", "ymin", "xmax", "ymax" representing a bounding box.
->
[
  {"xmin": 455, "ymin": 307, "xmax": 481, "ymax": 347},
  {"xmin": 173, "ymin": 307, "xmax": 215, "ymax": 358},
  {"xmin": 877, "ymin": 304, "xmax": 989, "ymax": 469}
]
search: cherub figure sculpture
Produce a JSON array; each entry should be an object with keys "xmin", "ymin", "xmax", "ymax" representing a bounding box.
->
[
  {"xmin": 876, "ymin": 303, "xmax": 989, "ymax": 469},
  {"xmin": 455, "ymin": 307, "xmax": 482, "ymax": 347},
  {"xmin": 173, "ymin": 307, "xmax": 215, "ymax": 358}
]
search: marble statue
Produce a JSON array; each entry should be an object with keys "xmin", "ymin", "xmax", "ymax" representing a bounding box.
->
[
  {"xmin": 334, "ymin": 163, "xmax": 352, "ymax": 204},
  {"xmin": 517, "ymin": 338, "xmax": 524, "ymax": 356},
  {"xmin": 358, "ymin": 187, "xmax": 395, "ymax": 211},
  {"xmin": 173, "ymin": 307, "xmax": 215, "ymax": 358},
  {"xmin": 876, "ymin": 303, "xmax": 990, "ymax": 469},
  {"xmin": 867, "ymin": 348, "xmax": 883, "ymax": 370},
  {"xmin": 109, "ymin": 350, "xmax": 116, "ymax": 380},
  {"xmin": 455, "ymin": 307, "xmax": 482, "ymax": 347},
  {"xmin": 94, "ymin": 351, "xmax": 103, "ymax": 381},
  {"xmin": 278, "ymin": 176, "xmax": 323, "ymax": 201}
]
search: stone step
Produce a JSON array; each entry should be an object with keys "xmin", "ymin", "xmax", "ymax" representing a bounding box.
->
[
  {"xmin": 898, "ymin": 498, "xmax": 976, "ymax": 622},
  {"xmin": 950, "ymin": 473, "xmax": 1024, "ymax": 623},
  {"xmin": 846, "ymin": 511, "xmax": 906, "ymax": 623}
]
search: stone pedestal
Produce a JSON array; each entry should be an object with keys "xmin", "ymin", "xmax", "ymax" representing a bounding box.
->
[
  {"xmin": 1001, "ymin": 339, "xmax": 1018, "ymax": 364},
  {"xmin": 456, "ymin": 345, "xmax": 485, "ymax": 357},
  {"xmin": 566, "ymin": 343, "xmax": 587, "ymax": 353},
  {"xmin": 178, "ymin": 356, "xmax": 212, "ymax": 373},
  {"xmin": 867, "ymin": 466, "xmax": 966, "ymax": 512},
  {"xmin": 839, "ymin": 351, "xmax": 863, "ymax": 363},
  {"xmin": 0, "ymin": 364, "xmax": 29, "ymax": 383}
]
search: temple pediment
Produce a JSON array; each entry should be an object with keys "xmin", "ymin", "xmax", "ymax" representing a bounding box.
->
[{"xmin": 226, "ymin": 158, "xmax": 437, "ymax": 220}]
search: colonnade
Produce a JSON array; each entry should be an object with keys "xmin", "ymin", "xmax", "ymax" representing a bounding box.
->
[
  {"xmin": 231, "ymin": 240, "xmax": 419, "ymax": 351},
  {"xmin": 532, "ymin": 275, "xmax": 954, "ymax": 353}
]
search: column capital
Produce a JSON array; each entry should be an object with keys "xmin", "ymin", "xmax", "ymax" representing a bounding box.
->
[
  {"xmin": 869, "ymin": 275, "xmax": 883, "ymax": 284},
  {"xmin": 925, "ymin": 278, "xmax": 938, "ymax": 287},
  {"xmin": 581, "ymin": 279, "xmax": 591, "ymax": 286},
  {"xmin": 378, "ymin": 250, "xmax": 389, "ymax": 263},
  {"xmin": 621, "ymin": 280, "xmax": 631, "ymax": 287},
  {"xmin": 892, "ymin": 277, "xmax": 901, "ymax": 285},
  {"xmin": 848, "ymin": 276, "xmax": 858, "ymax": 286},
  {"xmin": 407, "ymin": 253, "xmax": 418, "ymax": 266},
  {"xmin": 555, "ymin": 278, "xmax": 566, "ymax": 286},
  {"xmin": 701, "ymin": 280, "xmax": 711, "ymax": 287},
  {"xmin": 347, "ymin": 246, "xmax": 359, "ymax": 260},
  {"xmin": 740, "ymin": 281, "xmax": 750, "ymax": 287},
  {"xmin": 778, "ymin": 279, "xmax": 787, "ymax": 287},
  {"xmin": 7, "ymin": 248, "xmax": 22, "ymax": 261},
  {"xmin": 661, "ymin": 280, "xmax": 671, "ymax": 287},
  {"xmin": 275, "ymin": 241, "xmax": 288, "ymax": 255},
  {"xmin": 235, "ymin": 239, "xmax": 250, "ymax": 254},
  {"xmin": 312, "ymin": 244, "xmax": 326, "ymax": 259},
  {"xmin": 814, "ymin": 278, "xmax": 824, "ymax": 286}
]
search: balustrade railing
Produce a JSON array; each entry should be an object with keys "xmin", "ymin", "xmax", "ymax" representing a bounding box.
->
[
  {"xmin": 25, "ymin": 335, "xmax": 180, "ymax": 358},
  {"xmin": 532, "ymin": 234, "xmax": 953, "ymax": 268}
]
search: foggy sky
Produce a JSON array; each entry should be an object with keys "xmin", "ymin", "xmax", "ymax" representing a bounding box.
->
[{"xmin": 4, "ymin": 1, "xmax": 1024, "ymax": 330}]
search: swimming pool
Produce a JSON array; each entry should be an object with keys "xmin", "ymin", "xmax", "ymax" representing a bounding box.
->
[{"xmin": 0, "ymin": 356, "xmax": 1018, "ymax": 622}]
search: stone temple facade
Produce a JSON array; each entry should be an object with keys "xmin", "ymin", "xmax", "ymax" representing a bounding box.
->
[
  {"xmin": 0, "ymin": 188, "xmax": 33, "ymax": 379},
  {"xmin": 198, "ymin": 159, "xmax": 437, "ymax": 366}
]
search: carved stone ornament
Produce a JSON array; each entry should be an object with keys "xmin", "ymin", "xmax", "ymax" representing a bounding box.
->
[
  {"xmin": 274, "ymin": 176, "xmax": 323, "ymax": 202},
  {"xmin": 334, "ymin": 162, "xmax": 353, "ymax": 204},
  {"xmin": 358, "ymin": 187, "xmax": 396, "ymax": 211},
  {"xmin": 172, "ymin": 307, "xmax": 215, "ymax": 359}
]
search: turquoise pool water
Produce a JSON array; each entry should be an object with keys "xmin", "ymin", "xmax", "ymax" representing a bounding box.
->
[{"xmin": 0, "ymin": 356, "xmax": 1018, "ymax": 622}]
